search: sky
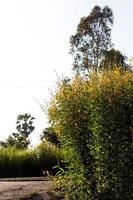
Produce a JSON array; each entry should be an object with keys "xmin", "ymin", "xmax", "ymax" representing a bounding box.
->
[{"xmin": 0, "ymin": 0, "xmax": 133, "ymax": 146}]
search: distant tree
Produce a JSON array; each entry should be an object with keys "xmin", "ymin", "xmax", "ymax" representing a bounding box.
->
[
  {"xmin": 15, "ymin": 113, "xmax": 35, "ymax": 138},
  {"xmin": 0, "ymin": 141, "xmax": 7, "ymax": 148},
  {"xmin": 0, "ymin": 135, "xmax": 16, "ymax": 148},
  {"xmin": 0, "ymin": 113, "xmax": 35, "ymax": 149},
  {"xmin": 70, "ymin": 5, "xmax": 114, "ymax": 74},
  {"xmin": 100, "ymin": 48, "xmax": 129, "ymax": 71},
  {"xmin": 40, "ymin": 127, "xmax": 60, "ymax": 146}
]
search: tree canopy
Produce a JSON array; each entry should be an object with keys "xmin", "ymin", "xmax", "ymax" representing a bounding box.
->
[
  {"xmin": 100, "ymin": 48, "xmax": 129, "ymax": 71},
  {"xmin": 70, "ymin": 5, "xmax": 114, "ymax": 73}
]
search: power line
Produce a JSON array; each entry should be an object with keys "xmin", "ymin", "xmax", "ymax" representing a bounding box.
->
[{"xmin": 0, "ymin": 80, "xmax": 56, "ymax": 89}]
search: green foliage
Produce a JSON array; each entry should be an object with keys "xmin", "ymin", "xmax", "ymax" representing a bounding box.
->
[
  {"xmin": 0, "ymin": 113, "xmax": 35, "ymax": 149},
  {"xmin": 6, "ymin": 134, "xmax": 30, "ymax": 149},
  {"xmin": 16, "ymin": 113, "xmax": 35, "ymax": 138},
  {"xmin": 48, "ymin": 69, "xmax": 133, "ymax": 199},
  {"xmin": 36, "ymin": 142, "xmax": 63, "ymax": 175},
  {"xmin": 70, "ymin": 5, "xmax": 114, "ymax": 73},
  {"xmin": 0, "ymin": 147, "xmax": 39, "ymax": 177},
  {"xmin": 40, "ymin": 127, "xmax": 60, "ymax": 146},
  {"xmin": 0, "ymin": 143, "xmax": 63, "ymax": 178},
  {"xmin": 100, "ymin": 48, "xmax": 129, "ymax": 71}
]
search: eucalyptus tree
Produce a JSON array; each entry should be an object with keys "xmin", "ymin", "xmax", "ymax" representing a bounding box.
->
[{"xmin": 70, "ymin": 5, "xmax": 114, "ymax": 74}]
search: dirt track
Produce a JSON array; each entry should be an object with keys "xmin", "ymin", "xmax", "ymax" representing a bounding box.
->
[{"xmin": 0, "ymin": 181, "xmax": 53, "ymax": 200}]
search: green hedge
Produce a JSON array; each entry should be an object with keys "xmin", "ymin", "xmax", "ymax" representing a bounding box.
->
[{"xmin": 0, "ymin": 143, "xmax": 63, "ymax": 178}]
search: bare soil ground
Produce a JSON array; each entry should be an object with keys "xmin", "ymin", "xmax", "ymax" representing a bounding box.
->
[{"xmin": 0, "ymin": 181, "xmax": 53, "ymax": 200}]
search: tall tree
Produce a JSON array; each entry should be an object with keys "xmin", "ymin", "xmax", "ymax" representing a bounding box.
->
[{"xmin": 70, "ymin": 5, "xmax": 114, "ymax": 74}]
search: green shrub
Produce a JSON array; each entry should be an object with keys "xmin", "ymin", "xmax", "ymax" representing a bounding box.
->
[
  {"xmin": 35, "ymin": 142, "xmax": 64, "ymax": 175},
  {"xmin": 48, "ymin": 69, "xmax": 133, "ymax": 199}
]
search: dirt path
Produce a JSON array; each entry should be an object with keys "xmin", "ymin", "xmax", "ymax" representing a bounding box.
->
[{"xmin": 0, "ymin": 181, "xmax": 53, "ymax": 200}]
